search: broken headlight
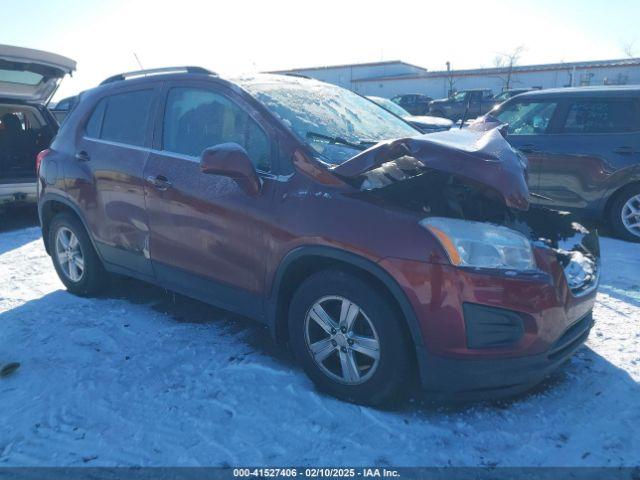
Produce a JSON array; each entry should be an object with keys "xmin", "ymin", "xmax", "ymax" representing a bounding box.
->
[{"xmin": 420, "ymin": 217, "xmax": 537, "ymax": 271}]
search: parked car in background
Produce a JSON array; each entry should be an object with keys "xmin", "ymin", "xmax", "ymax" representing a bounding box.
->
[
  {"xmin": 368, "ymin": 95, "xmax": 453, "ymax": 133},
  {"xmin": 0, "ymin": 44, "xmax": 75, "ymax": 208},
  {"xmin": 489, "ymin": 86, "xmax": 640, "ymax": 241},
  {"xmin": 49, "ymin": 95, "xmax": 78, "ymax": 124},
  {"xmin": 390, "ymin": 93, "xmax": 432, "ymax": 115},
  {"xmin": 429, "ymin": 89, "xmax": 495, "ymax": 121},
  {"xmin": 38, "ymin": 68, "xmax": 598, "ymax": 405}
]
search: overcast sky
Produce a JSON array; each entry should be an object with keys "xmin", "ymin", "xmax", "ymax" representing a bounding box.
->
[{"xmin": 3, "ymin": 0, "xmax": 639, "ymax": 100}]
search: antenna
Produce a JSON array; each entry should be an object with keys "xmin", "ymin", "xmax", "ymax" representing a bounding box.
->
[{"xmin": 133, "ymin": 52, "xmax": 144, "ymax": 70}]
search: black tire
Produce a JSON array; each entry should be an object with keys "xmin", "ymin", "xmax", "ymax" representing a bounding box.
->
[
  {"xmin": 608, "ymin": 184, "xmax": 640, "ymax": 242},
  {"xmin": 48, "ymin": 212, "xmax": 107, "ymax": 295},
  {"xmin": 288, "ymin": 269, "xmax": 413, "ymax": 406}
]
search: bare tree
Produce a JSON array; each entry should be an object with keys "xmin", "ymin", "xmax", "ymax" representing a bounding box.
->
[
  {"xmin": 493, "ymin": 46, "xmax": 525, "ymax": 91},
  {"xmin": 621, "ymin": 40, "xmax": 637, "ymax": 58}
]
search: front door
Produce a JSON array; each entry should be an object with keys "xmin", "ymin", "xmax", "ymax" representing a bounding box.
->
[{"xmin": 143, "ymin": 82, "xmax": 276, "ymax": 320}]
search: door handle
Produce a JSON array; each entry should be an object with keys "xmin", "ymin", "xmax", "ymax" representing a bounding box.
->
[
  {"xmin": 146, "ymin": 175, "xmax": 172, "ymax": 191},
  {"xmin": 613, "ymin": 146, "xmax": 637, "ymax": 155},
  {"xmin": 518, "ymin": 144, "xmax": 539, "ymax": 154},
  {"xmin": 75, "ymin": 151, "xmax": 91, "ymax": 162}
]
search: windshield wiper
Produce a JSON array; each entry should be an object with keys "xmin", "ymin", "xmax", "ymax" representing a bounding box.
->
[{"xmin": 306, "ymin": 131, "xmax": 375, "ymax": 151}]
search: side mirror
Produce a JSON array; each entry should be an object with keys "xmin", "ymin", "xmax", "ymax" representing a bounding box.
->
[{"xmin": 200, "ymin": 143, "xmax": 261, "ymax": 196}]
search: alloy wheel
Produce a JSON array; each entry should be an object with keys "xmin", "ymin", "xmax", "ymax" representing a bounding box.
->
[
  {"xmin": 304, "ymin": 295, "xmax": 380, "ymax": 385},
  {"xmin": 55, "ymin": 227, "xmax": 85, "ymax": 282},
  {"xmin": 621, "ymin": 193, "xmax": 640, "ymax": 238}
]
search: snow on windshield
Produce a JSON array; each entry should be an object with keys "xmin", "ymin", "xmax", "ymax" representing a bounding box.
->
[{"xmin": 237, "ymin": 75, "xmax": 417, "ymax": 164}]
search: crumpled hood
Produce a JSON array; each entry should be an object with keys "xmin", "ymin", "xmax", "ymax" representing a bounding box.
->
[{"xmin": 331, "ymin": 119, "xmax": 530, "ymax": 210}]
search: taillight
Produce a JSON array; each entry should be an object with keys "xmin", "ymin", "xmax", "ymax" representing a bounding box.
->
[{"xmin": 36, "ymin": 149, "xmax": 51, "ymax": 174}]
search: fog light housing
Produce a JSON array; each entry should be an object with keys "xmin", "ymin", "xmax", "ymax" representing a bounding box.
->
[{"xmin": 463, "ymin": 303, "xmax": 525, "ymax": 349}]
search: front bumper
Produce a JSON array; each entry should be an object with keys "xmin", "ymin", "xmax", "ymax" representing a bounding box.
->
[
  {"xmin": 379, "ymin": 248, "xmax": 598, "ymax": 399},
  {"xmin": 424, "ymin": 311, "xmax": 593, "ymax": 400},
  {"xmin": 0, "ymin": 181, "xmax": 37, "ymax": 205}
]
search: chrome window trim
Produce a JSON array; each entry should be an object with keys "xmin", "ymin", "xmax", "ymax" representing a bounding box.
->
[{"xmin": 81, "ymin": 138, "xmax": 294, "ymax": 182}]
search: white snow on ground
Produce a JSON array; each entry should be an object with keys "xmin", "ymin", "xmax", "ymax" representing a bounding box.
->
[{"xmin": 0, "ymin": 227, "xmax": 639, "ymax": 467}]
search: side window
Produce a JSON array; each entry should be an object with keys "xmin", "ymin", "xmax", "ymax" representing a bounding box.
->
[
  {"xmin": 495, "ymin": 100, "xmax": 558, "ymax": 135},
  {"xmin": 162, "ymin": 87, "xmax": 271, "ymax": 171},
  {"xmin": 85, "ymin": 90, "xmax": 153, "ymax": 146},
  {"xmin": 85, "ymin": 98, "xmax": 107, "ymax": 138},
  {"xmin": 563, "ymin": 99, "xmax": 640, "ymax": 134},
  {"xmin": 101, "ymin": 90, "xmax": 154, "ymax": 146}
]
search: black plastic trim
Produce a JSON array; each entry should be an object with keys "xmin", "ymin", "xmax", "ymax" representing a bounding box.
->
[
  {"xmin": 463, "ymin": 303, "xmax": 525, "ymax": 349},
  {"xmin": 38, "ymin": 193, "xmax": 99, "ymax": 256},
  {"xmin": 153, "ymin": 261, "xmax": 264, "ymax": 322}
]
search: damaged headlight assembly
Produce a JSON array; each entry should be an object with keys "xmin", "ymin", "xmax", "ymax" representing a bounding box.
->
[{"xmin": 420, "ymin": 217, "xmax": 538, "ymax": 271}]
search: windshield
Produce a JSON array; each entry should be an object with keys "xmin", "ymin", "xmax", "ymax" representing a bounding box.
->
[
  {"xmin": 368, "ymin": 96, "xmax": 410, "ymax": 118},
  {"xmin": 238, "ymin": 76, "xmax": 418, "ymax": 165},
  {"xmin": 451, "ymin": 91, "xmax": 467, "ymax": 102}
]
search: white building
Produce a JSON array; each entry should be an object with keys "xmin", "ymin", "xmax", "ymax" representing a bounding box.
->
[{"xmin": 270, "ymin": 58, "xmax": 640, "ymax": 99}]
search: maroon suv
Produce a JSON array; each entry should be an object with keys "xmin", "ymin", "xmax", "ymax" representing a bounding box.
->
[{"xmin": 37, "ymin": 67, "xmax": 599, "ymax": 405}]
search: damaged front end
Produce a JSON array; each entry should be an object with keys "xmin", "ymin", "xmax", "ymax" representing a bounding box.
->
[{"xmin": 332, "ymin": 120, "xmax": 600, "ymax": 296}]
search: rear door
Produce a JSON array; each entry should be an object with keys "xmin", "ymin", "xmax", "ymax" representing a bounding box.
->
[
  {"xmin": 71, "ymin": 85, "xmax": 160, "ymax": 278},
  {"xmin": 0, "ymin": 44, "xmax": 75, "ymax": 104},
  {"xmin": 143, "ymin": 80, "xmax": 277, "ymax": 319},
  {"xmin": 534, "ymin": 96, "xmax": 640, "ymax": 214}
]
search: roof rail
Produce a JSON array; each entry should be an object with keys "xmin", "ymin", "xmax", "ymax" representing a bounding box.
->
[{"xmin": 100, "ymin": 66, "xmax": 216, "ymax": 85}]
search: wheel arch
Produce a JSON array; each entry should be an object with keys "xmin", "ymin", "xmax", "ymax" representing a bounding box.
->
[
  {"xmin": 267, "ymin": 246, "xmax": 428, "ymax": 379},
  {"xmin": 39, "ymin": 194, "xmax": 96, "ymax": 256},
  {"xmin": 603, "ymin": 180, "xmax": 640, "ymax": 221}
]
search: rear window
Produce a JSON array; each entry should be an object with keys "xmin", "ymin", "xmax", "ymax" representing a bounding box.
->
[
  {"xmin": 85, "ymin": 89, "xmax": 154, "ymax": 146},
  {"xmin": 0, "ymin": 69, "xmax": 43, "ymax": 86},
  {"xmin": 562, "ymin": 99, "xmax": 640, "ymax": 134}
]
